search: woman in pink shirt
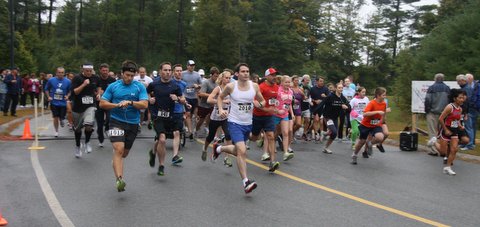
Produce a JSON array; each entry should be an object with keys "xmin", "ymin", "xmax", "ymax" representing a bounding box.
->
[{"xmin": 273, "ymin": 76, "xmax": 295, "ymax": 162}]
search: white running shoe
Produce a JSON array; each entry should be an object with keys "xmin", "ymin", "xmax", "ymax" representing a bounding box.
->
[
  {"xmin": 85, "ymin": 142, "xmax": 92, "ymax": 153},
  {"xmin": 323, "ymin": 148, "xmax": 333, "ymax": 154},
  {"xmin": 75, "ymin": 146, "xmax": 82, "ymax": 158},
  {"xmin": 443, "ymin": 166, "xmax": 456, "ymax": 175},
  {"xmin": 261, "ymin": 152, "xmax": 271, "ymax": 161},
  {"xmin": 54, "ymin": 132, "xmax": 59, "ymax": 137},
  {"xmin": 99, "ymin": 143, "xmax": 104, "ymax": 148}
]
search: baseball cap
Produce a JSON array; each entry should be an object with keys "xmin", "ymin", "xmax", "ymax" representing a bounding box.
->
[
  {"xmin": 265, "ymin": 68, "xmax": 277, "ymax": 76},
  {"xmin": 198, "ymin": 69, "xmax": 205, "ymax": 76},
  {"xmin": 187, "ymin": 60, "xmax": 195, "ymax": 66},
  {"xmin": 152, "ymin": 70, "xmax": 158, "ymax": 76}
]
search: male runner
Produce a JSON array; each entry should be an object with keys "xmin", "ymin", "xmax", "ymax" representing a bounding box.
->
[
  {"xmin": 95, "ymin": 63, "xmax": 116, "ymax": 147},
  {"xmin": 182, "ymin": 60, "xmax": 202, "ymax": 140},
  {"xmin": 45, "ymin": 67, "xmax": 71, "ymax": 137}
]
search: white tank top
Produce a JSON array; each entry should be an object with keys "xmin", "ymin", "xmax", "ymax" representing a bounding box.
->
[
  {"xmin": 210, "ymin": 86, "xmax": 230, "ymax": 121},
  {"xmin": 228, "ymin": 81, "xmax": 255, "ymax": 125}
]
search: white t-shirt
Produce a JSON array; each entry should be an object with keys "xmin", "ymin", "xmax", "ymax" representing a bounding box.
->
[
  {"xmin": 349, "ymin": 96, "xmax": 369, "ymax": 122},
  {"xmin": 133, "ymin": 75, "xmax": 153, "ymax": 87}
]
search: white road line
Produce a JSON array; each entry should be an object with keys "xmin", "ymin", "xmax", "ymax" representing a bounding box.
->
[{"xmin": 30, "ymin": 150, "xmax": 75, "ymax": 227}]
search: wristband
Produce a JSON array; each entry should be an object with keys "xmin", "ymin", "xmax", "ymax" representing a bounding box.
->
[{"xmin": 130, "ymin": 100, "xmax": 133, "ymax": 106}]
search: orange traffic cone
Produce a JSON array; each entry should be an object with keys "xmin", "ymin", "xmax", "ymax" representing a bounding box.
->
[
  {"xmin": 21, "ymin": 118, "xmax": 33, "ymax": 140},
  {"xmin": 0, "ymin": 211, "xmax": 8, "ymax": 226}
]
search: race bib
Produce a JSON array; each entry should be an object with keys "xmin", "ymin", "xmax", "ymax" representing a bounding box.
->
[
  {"xmin": 81, "ymin": 96, "xmax": 94, "ymax": 104},
  {"xmin": 238, "ymin": 103, "xmax": 252, "ymax": 113},
  {"xmin": 451, "ymin": 120, "xmax": 459, "ymax": 128},
  {"xmin": 108, "ymin": 128, "xmax": 125, "ymax": 137},
  {"xmin": 268, "ymin": 98, "xmax": 278, "ymax": 106},
  {"xmin": 157, "ymin": 110, "xmax": 170, "ymax": 118},
  {"xmin": 326, "ymin": 119, "xmax": 334, "ymax": 126},
  {"xmin": 293, "ymin": 104, "xmax": 300, "ymax": 110},
  {"xmin": 186, "ymin": 88, "xmax": 195, "ymax": 94},
  {"xmin": 54, "ymin": 94, "xmax": 63, "ymax": 100},
  {"xmin": 370, "ymin": 119, "xmax": 380, "ymax": 125},
  {"xmin": 283, "ymin": 104, "xmax": 290, "ymax": 110}
]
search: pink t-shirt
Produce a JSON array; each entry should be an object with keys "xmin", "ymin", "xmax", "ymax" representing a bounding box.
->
[{"xmin": 274, "ymin": 86, "xmax": 293, "ymax": 119}]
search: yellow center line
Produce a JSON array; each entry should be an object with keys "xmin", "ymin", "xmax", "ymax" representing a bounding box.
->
[{"xmin": 197, "ymin": 139, "xmax": 449, "ymax": 227}]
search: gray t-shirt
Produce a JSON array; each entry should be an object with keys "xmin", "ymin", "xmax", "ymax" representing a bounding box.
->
[
  {"xmin": 182, "ymin": 70, "xmax": 202, "ymax": 99},
  {"xmin": 198, "ymin": 79, "xmax": 217, "ymax": 108}
]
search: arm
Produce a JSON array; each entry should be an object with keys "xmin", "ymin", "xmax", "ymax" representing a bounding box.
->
[
  {"xmin": 73, "ymin": 77, "xmax": 90, "ymax": 95},
  {"xmin": 438, "ymin": 105, "xmax": 453, "ymax": 135},
  {"xmin": 217, "ymin": 83, "xmax": 233, "ymax": 118},
  {"xmin": 253, "ymin": 83, "xmax": 266, "ymax": 108},
  {"xmin": 207, "ymin": 87, "xmax": 220, "ymax": 104},
  {"xmin": 198, "ymin": 81, "xmax": 210, "ymax": 98},
  {"xmin": 44, "ymin": 80, "xmax": 51, "ymax": 101}
]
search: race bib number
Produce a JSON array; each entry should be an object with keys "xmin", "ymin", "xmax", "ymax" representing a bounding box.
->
[
  {"xmin": 293, "ymin": 104, "xmax": 300, "ymax": 110},
  {"xmin": 326, "ymin": 119, "xmax": 334, "ymax": 126},
  {"xmin": 283, "ymin": 104, "xmax": 290, "ymax": 110},
  {"xmin": 186, "ymin": 88, "xmax": 195, "ymax": 94},
  {"xmin": 268, "ymin": 98, "xmax": 278, "ymax": 106},
  {"xmin": 157, "ymin": 110, "xmax": 170, "ymax": 118},
  {"xmin": 238, "ymin": 103, "xmax": 252, "ymax": 113},
  {"xmin": 451, "ymin": 120, "xmax": 459, "ymax": 128},
  {"xmin": 81, "ymin": 96, "xmax": 94, "ymax": 104},
  {"xmin": 108, "ymin": 129, "xmax": 125, "ymax": 137},
  {"xmin": 370, "ymin": 119, "xmax": 380, "ymax": 125},
  {"xmin": 54, "ymin": 94, "xmax": 63, "ymax": 100}
]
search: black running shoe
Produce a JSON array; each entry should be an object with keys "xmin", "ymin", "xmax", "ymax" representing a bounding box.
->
[
  {"xmin": 172, "ymin": 155, "xmax": 183, "ymax": 165},
  {"xmin": 362, "ymin": 151, "xmax": 369, "ymax": 158},
  {"xmin": 211, "ymin": 142, "xmax": 221, "ymax": 161},
  {"xmin": 147, "ymin": 121, "xmax": 153, "ymax": 130},
  {"xmin": 157, "ymin": 165, "xmax": 165, "ymax": 176},
  {"xmin": 377, "ymin": 144, "xmax": 385, "ymax": 153},
  {"xmin": 148, "ymin": 149, "xmax": 155, "ymax": 167},
  {"xmin": 244, "ymin": 179, "xmax": 257, "ymax": 194},
  {"xmin": 189, "ymin": 133, "xmax": 194, "ymax": 141}
]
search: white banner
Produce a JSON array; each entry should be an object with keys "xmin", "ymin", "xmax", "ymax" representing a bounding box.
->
[{"xmin": 411, "ymin": 81, "xmax": 460, "ymax": 113}]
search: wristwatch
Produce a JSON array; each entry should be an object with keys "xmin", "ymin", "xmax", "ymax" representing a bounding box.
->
[{"xmin": 130, "ymin": 100, "xmax": 134, "ymax": 106}]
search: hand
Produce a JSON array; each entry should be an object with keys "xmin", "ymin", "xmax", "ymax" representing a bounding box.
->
[
  {"xmin": 223, "ymin": 99, "xmax": 230, "ymax": 105},
  {"xmin": 170, "ymin": 94, "xmax": 178, "ymax": 101},
  {"xmin": 386, "ymin": 107, "xmax": 391, "ymax": 113},
  {"xmin": 378, "ymin": 111, "xmax": 385, "ymax": 116},
  {"xmin": 186, "ymin": 103, "xmax": 192, "ymax": 109},
  {"xmin": 277, "ymin": 109, "xmax": 285, "ymax": 115},
  {"xmin": 445, "ymin": 129, "xmax": 452, "ymax": 136},
  {"xmin": 321, "ymin": 94, "xmax": 326, "ymax": 98},
  {"xmin": 83, "ymin": 79, "xmax": 90, "ymax": 85},
  {"xmin": 117, "ymin": 100, "xmax": 130, "ymax": 108},
  {"xmin": 341, "ymin": 104, "xmax": 348, "ymax": 110},
  {"xmin": 219, "ymin": 109, "xmax": 228, "ymax": 118},
  {"xmin": 149, "ymin": 97, "xmax": 155, "ymax": 104},
  {"xmin": 314, "ymin": 100, "xmax": 321, "ymax": 105},
  {"xmin": 96, "ymin": 94, "xmax": 101, "ymax": 101},
  {"xmin": 48, "ymin": 97, "xmax": 53, "ymax": 101}
]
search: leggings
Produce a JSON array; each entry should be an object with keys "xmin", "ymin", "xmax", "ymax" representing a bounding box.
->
[
  {"xmin": 351, "ymin": 120, "xmax": 360, "ymax": 144},
  {"xmin": 205, "ymin": 119, "xmax": 231, "ymax": 143}
]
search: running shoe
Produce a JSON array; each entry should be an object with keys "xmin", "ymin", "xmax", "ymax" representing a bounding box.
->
[
  {"xmin": 366, "ymin": 141, "xmax": 373, "ymax": 156},
  {"xmin": 255, "ymin": 137, "xmax": 263, "ymax": 147},
  {"xmin": 211, "ymin": 142, "xmax": 221, "ymax": 161},
  {"xmin": 268, "ymin": 161, "xmax": 280, "ymax": 172},
  {"xmin": 201, "ymin": 150, "xmax": 207, "ymax": 161},
  {"xmin": 172, "ymin": 155, "xmax": 183, "ymax": 165},
  {"xmin": 244, "ymin": 179, "xmax": 257, "ymax": 194},
  {"xmin": 157, "ymin": 165, "xmax": 165, "ymax": 176},
  {"xmin": 283, "ymin": 152, "xmax": 294, "ymax": 161},
  {"xmin": 443, "ymin": 166, "xmax": 456, "ymax": 175},
  {"xmin": 85, "ymin": 142, "xmax": 92, "ymax": 153},
  {"xmin": 224, "ymin": 157, "xmax": 233, "ymax": 167},
  {"xmin": 189, "ymin": 132, "xmax": 194, "ymax": 141},
  {"xmin": 99, "ymin": 143, "xmax": 104, "ymax": 148},
  {"xmin": 148, "ymin": 149, "xmax": 155, "ymax": 167},
  {"xmin": 287, "ymin": 147, "xmax": 294, "ymax": 153},
  {"xmin": 302, "ymin": 134, "xmax": 308, "ymax": 141},
  {"xmin": 75, "ymin": 146, "xmax": 82, "ymax": 158},
  {"xmin": 377, "ymin": 144, "xmax": 385, "ymax": 153},
  {"xmin": 60, "ymin": 120, "xmax": 65, "ymax": 128},
  {"xmin": 443, "ymin": 156, "xmax": 447, "ymax": 164},
  {"xmin": 261, "ymin": 152, "xmax": 271, "ymax": 161},
  {"xmin": 54, "ymin": 132, "xmax": 59, "ymax": 137},
  {"xmin": 362, "ymin": 151, "xmax": 369, "ymax": 158},
  {"xmin": 322, "ymin": 148, "xmax": 333, "ymax": 154},
  {"xmin": 351, "ymin": 155, "xmax": 358, "ymax": 165},
  {"xmin": 351, "ymin": 143, "xmax": 356, "ymax": 150},
  {"xmin": 116, "ymin": 178, "xmax": 126, "ymax": 192}
]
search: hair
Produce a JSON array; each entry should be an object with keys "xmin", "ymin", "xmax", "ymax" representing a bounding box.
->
[
  {"xmin": 316, "ymin": 76, "xmax": 325, "ymax": 82},
  {"xmin": 449, "ymin": 88, "xmax": 467, "ymax": 103},
  {"xmin": 292, "ymin": 75, "xmax": 299, "ymax": 81},
  {"xmin": 210, "ymin": 67, "xmax": 220, "ymax": 75},
  {"xmin": 121, "ymin": 60, "xmax": 138, "ymax": 73},
  {"xmin": 281, "ymin": 75, "xmax": 291, "ymax": 83},
  {"xmin": 434, "ymin": 73, "xmax": 444, "ymax": 82},
  {"xmin": 223, "ymin": 68, "xmax": 234, "ymax": 75},
  {"xmin": 173, "ymin": 64, "xmax": 182, "ymax": 70},
  {"xmin": 99, "ymin": 63, "xmax": 109, "ymax": 69},
  {"xmin": 355, "ymin": 86, "xmax": 365, "ymax": 96},
  {"xmin": 326, "ymin": 82, "xmax": 334, "ymax": 88},
  {"xmin": 374, "ymin": 87, "xmax": 387, "ymax": 98},
  {"xmin": 138, "ymin": 66, "xmax": 147, "ymax": 72},
  {"xmin": 336, "ymin": 82, "xmax": 343, "ymax": 88},
  {"xmin": 456, "ymin": 74, "xmax": 466, "ymax": 81},
  {"xmin": 159, "ymin": 62, "xmax": 172, "ymax": 70},
  {"xmin": 216, "ymin": 71, "xmax": 232, "ymax": 85},
  {"xmin": 56, "ymin": 67, "xmax": 65, "ymax": 72},
  {"xmin": 234, "ymin": 63, "xmax": 249, "ymax": 73},
  {"xmin": 250, "ymin": 73, "xmax": 259, "ymax": 82},
  {"xmin": 466, "ymin": 73, "xmax": 474, "ymax": 80}
]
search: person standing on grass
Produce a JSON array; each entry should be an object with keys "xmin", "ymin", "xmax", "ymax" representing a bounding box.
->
[
  {"xmin": 3, "ymin": 67, "xmax": 22, "ymax": 117},
  {"xmin": 425, "ymin": 73, "xmax": 450, "ymax": 155}
]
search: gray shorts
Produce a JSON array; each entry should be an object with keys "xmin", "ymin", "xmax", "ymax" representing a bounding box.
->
[
  {"xmin": 73, "ymin": 107, "xmax": 96, "ymax": 130},
  {"xmin": 301, "ymin": 110, "xmax": 311, "ymax": 118}
]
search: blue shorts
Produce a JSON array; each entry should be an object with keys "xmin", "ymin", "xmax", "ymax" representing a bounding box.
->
[
  {"xmin": 273, "ymin": 116, "xmax": 289, "ymax": 125},
  {"xmin": 358, "ymin": 124, "xmax": 383, "ymax": 140},
  {"xmin": 228, "ymin": 122, "xmax": 252, "ymax": 144},
  {"xmin": 252, "ymin": 115, "xmax": 275, "ymax": 136}
]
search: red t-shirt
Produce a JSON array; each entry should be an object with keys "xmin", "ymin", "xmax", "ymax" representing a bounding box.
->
[
  {"xmin": 253, "ymin": 82, "xmax": 279, "ymax": 117},
  {"xmin": 361, "ymin": 99, "xmax": 386, "ymax": 128}
]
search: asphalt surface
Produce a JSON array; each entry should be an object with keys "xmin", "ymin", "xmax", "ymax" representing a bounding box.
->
[{"xmin": 1, "ymin": 118, "xmax": 480, "ymax": 227}]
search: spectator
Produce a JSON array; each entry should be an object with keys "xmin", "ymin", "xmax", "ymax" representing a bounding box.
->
[
  {"xmin": 30, "ymin": 73, "xmax": 41, "ymax": 106},
  {"xmin": 21, "ymin": 73, "xmax": 32, "ymax": 107},
  {"xmin": 461, "ymin": 73, "xmax": 478, "ymax": 150},
  {"xmin": 0, "ymin": 69, "xmax": 7, "ymax": 111},
  {"xmin": 425, "ymin": 73, "xmax": 450, "ymax": 155},
  {"xmin": 3, "ymin": 67, "xmax": 22, "ymax": 116}
]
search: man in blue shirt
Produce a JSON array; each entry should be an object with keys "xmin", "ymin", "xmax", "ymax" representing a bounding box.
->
[
  {"xmin": 147, "ymin": 62, "xmax": 186, "ymax": 176},
  {"xmin": 3, "ymin": 67, "xmax": 22, "ymax": 117},
  {"xmin": 45, "ymin": 67, "xmax": 71, "ymax": 137},
  {"xmin": 100, "ymin": 60, "xmax": 148, "ymax": 192}
]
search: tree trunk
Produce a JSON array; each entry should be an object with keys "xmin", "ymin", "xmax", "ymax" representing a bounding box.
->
[
  {"xmin": 48, "ymin": 0, "xmax": 54, "ymax": 34},
  {"xmin": 175, "ymin": 0, "xmax": 185, "ymax": 63},
  {"xmin": 24, "ymin": 0, "xmax": 29, "ymax": 30},
  {"xmin": 136, "ymin": 0, "xmax": 145, "ymax": 64},
  {"xmin": 392, "ymin": 0, "xmax": 401, "ymax": 61},
  {"xmin": 79, "ymin": 0, "xmax": 82, "ymax": 39},
  {"xmin": 37, "ymin": 0, "xmax": 41, "ymax": 36}
]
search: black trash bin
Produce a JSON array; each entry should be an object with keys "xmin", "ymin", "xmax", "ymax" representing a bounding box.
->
[{"xmin": 400, "ymin": 131, "xmax": 418, "ymax": 151}]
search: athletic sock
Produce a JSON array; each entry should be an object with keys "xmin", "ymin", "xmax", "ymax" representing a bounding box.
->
[
  {"xmin": 242, "ymin": 178, "xmax": 248, "ymax": 186},
  {"xmin": 216, "ymin": 145, "xmax": 222, "ymax": 154}
]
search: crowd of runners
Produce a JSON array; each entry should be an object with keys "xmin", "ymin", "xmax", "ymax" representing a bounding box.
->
[{"xmin": 7, "ymin": 59, "xmax": 469, "ymax": 194}]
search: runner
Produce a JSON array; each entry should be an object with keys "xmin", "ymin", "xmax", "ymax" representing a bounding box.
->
[
  {"xmin": 133, "ymin": 66, "xmax": 153, "ymax": 125},
  {"xmin": 318, "ymin": 83, "xmax": 350, "ymax": 154},
  {"xmin": 196, "ymin": 67, "xmax": 219, "ymax": 137},
  {"xmin": 148, "ymin": 62, "xmax": 186, "ymax": 176},
  {"xmin": 300, "ymin": 75, "xmax": 312, "ymax": 140},
  {"xmin": 273, "ymin": 76, "xmax": 295, "ymax": 160},
  {"xmin": 291, "ymin": 76, "xmax": 305, "ymax": 141},
  {"xmin": 349, "ymin": 87, "xmax": 369, "ymax": 150},
  {"xmin": 70, "ymin": 63, "xmax": 101, "ymax": 157},
  {"xmin": 95, "ymin": 63, "xmax": 116, "ymax": 147},
  {"xmin": 204, "ymin": 70, "xmax": 233, "ymax": 167},
  {"xmin": 341, "ymin": 78, "xmax": 355, "ymax": 141},
  {"xmin": 212, "ymin": 63, "xmax": 266, "ymax": 193},
  {"xmin": 182, "ymin": 60, "xmax": 202, "ymax": 140},
  {"xmin": 351, "ymin": 87, "xmax": 387, "ymax": 165},
  {"xmin": 100, "ymin": 60, "xmax": 148, "ymax": 192},
  {"xmin": 438, "ymin": 89, "xmax": 469, "ymax": 175},
  {"xmin": 310, "ymin": 76, "xmax": 330, "ymax": 142},
  {"xmin": 45, "ymin": 67, "xmax": 71, "ymax": 137},
  {"xmin": 376, "ymin": 98, "xmax": 392, "ymax": 153}
]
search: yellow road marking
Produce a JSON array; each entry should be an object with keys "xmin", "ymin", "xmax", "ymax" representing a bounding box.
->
[{"xmin": 197, "ymin": 139, "xmax": 449, "ymax": 227}]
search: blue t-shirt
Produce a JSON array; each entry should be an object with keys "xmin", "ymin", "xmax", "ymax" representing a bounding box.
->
[
  {"xmin": 101, "ymin": 80, "xmax": 148, "ymax": 124},
  {"xmin": 45, "ymin": 77, "xmax": 71, "ymax": 107},
  {"xmin": 173, "ymin": 79, "xmax": 186, "ymax": 113}
]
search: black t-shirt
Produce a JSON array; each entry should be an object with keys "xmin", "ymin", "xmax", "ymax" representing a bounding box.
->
[
  {"xmin": 322, "ymin": 93, "xmax": 350, "ymax": 120},
  {"xmin": 310, "ymin": 85, "xmax": 330, "ymax": 108},
  {"xmin": 98, "ymin": 76, "xmax": 116, "ymax": 92},
  {"xmin": 147, "ymin": 79, "xmax": 182, "ymax": 118},
  {"xmin": 71, "ymin": 74, "xmax": 100, "ymax": 113},
  {"xmin": 301, "ymin": 85, "xmax": 311, "ymax": 111}
]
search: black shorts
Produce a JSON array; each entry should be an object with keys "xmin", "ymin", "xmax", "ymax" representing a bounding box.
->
[
  {"xmin": 108, "ymin": 119, "xmax": 139, "ymax": 149},
  {"xmin": 440, "ymin": 127, "xmax": 466, "ymax": 141},
  {"xmin": 51, "ymin": 105, "xmax": 67, "ymax": 119},
  {"xmin": 186, "ymin": 98, "xmax": 198, "ymax": 114},
  {"xmin": 197, "ymin": 106, "xmax": 213, "ymax": 118},
  {"xmin": 358, "ymin": 124, "xmax": 383, "ymax": 140},
  {"xmin": 154, "ymin": 116, "xmax": 182, "ymax": 138}
]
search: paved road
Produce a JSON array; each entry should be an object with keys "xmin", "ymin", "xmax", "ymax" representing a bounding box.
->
[{"xmin": 1, "ymin": 118, "xmax": 480, "ymax": 226}]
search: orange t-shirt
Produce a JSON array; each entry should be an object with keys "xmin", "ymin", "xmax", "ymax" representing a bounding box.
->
[{"xmin": 361, "ymin": 99, "xmax": 386, "ymax": 128}]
